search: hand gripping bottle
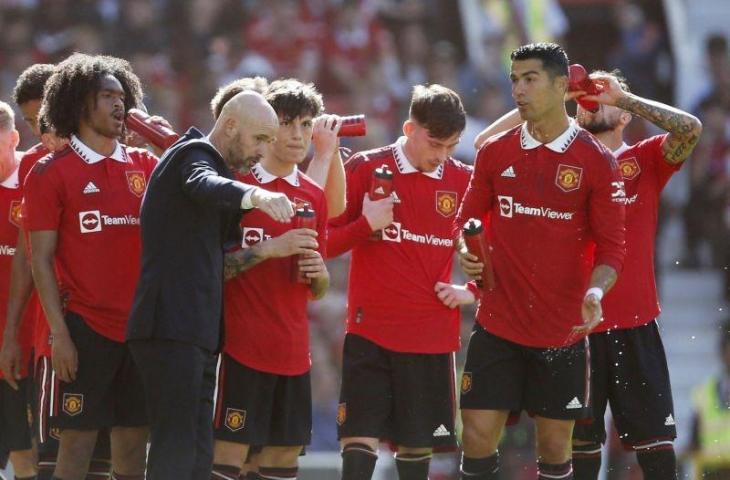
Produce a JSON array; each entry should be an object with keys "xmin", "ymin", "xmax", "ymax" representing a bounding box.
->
[
  {"xmin": 125, "ymin": 108, "xmax": 180, "ymax": 150},
  {"xmin": 568, "ymin": 64, "xmax": 600, "ymax": 113},
  {"xmin": 462, "ymin": 218, "xmax": 496, "ymax": 290},
  {"xmin": 369, "ymin": 164, "xmax": 393, "ymax": 240},
  {"xmin": 337, "ymin": 115, "xmax": 367, "ymax": 137},
  {"xmin": 292, "ymin": 204, "xmax": 317, "ymax": 284}
]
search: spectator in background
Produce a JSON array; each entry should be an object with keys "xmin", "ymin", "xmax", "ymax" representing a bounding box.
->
[
  {"xmin": 682, "ymin": 99, "xmax": 729, "ymax": 270},
  {"xmin": 687, "ymin": 320, "xmax": 730, "ymax": 479}
]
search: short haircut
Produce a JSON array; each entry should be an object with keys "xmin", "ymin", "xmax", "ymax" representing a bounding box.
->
[
  {"xmin": 264, "ymin": 79, "xmax": 324, "ymax": 122},
  {"xmin": 592, "ymin": 68, "xmax": 631, "ymax": 93},
  {"xmin": 12, "ymin": 63, "xmax": 55, "ymax": 106},
  {"xmin": 211, "ymin": 77, "xmax": 269, "ymax": 119},
  {"xmin": 42, "ymin": 53, "xmax": 143, "ymax": 138},
  {"xmin": 0, "ymin": 101, "xmax": 15, "ymax": 131},
  {"xmin": 409, "ymin": 84, "xmax": 465, "ymax": 139},
  {"xmin": 511, "ymin": 42, "xmax": 569, "ymax": 78}
]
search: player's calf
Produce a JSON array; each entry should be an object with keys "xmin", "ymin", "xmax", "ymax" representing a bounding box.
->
[
  {"xmin": 340, "ymin": 441, "xmax": 377, "ymax": 480},
  {"xmin": 54, "ymin": 429, "xmax": 99, "ymax": 480},
  {"xmin": 8, "ymin": 448, "xmax": 37, "ymax": 478},
  {"xmin": 108, "ymin": 426, "xmax": 147, "ymax": 479},
  {"xmin": 395, "ymin": 448, "xmax": 432, "ymax": 480},
  {"xmin": 571, "ymin": 441, "xmax": 601, "ymax": 480}
]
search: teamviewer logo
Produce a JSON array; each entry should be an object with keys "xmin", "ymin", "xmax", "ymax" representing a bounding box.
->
[
  {"xmin": 498, "ymin": 196, "xmax": 513, "ymax": 218},
  {"xmin": 242, "ymin": 227, "xmax": 264, "ymax": 248},
  {"xmin": 79, "ymin": 210, "xmax": 102, "ymax": 233},
  {"xmin": 382, "ymin": 222, "xmax": 401, "ymax": 242}
]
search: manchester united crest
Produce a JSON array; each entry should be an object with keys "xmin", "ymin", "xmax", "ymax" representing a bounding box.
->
[
  {"xmin": 555, "ymin": 164, "xmax": 583, "ymax": 192},
  {"xmin": 337, "ymin": 403, "xmax": 347, "ymax": 426},
  {"xmin": 9, "ymin": 200, "xmax": 22, "ymax": 227},
  {"xmin": 62, "ymin": 393, "xmax": 83, "ymax": 416},
  {"xmin": 618, "ymin": 157, "xmax": 641, "ymax": 180},
  {"xmin": 461, "ymin": 372, "xmax": 473, "ymax": 394},
  {"xmin": 436, "ymin": 191, "xmax": 457, "ymax": 217},
  {"xmin": 126, "ymin": 171, "xmax": 146, "ymax": 198},
  {"xmin": 225, "ymin": 408, "xmax": 246, "ymax": 432}
]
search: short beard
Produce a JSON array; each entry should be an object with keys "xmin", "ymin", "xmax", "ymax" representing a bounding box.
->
[{"xmin": 582, "ymin": 119, "xmax": 619, "ymax": 135}]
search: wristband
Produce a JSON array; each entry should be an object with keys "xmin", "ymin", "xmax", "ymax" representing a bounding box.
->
[{"xmin": 584, "ymin": 287, "xmax": 604, "ymax": 300}]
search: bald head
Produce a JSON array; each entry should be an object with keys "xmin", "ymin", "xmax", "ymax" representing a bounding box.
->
[{"xmin": 210, "ymin": 91, "xmax": 278, "ymax": 174}]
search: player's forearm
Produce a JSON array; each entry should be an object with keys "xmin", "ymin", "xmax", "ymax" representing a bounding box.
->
[
  {"xmin": 30, "ymin": 256, "xmax": 67, "ymax": 336},
  {"xmin": 305, "ymin": 151, "xmax": 332, "ymax": 189},
  {"xmin": 324, "ymin": 149, "xmax": 346, "ymax": 218},
  {"xmin": 4, "ymin": 235, "xmax": 34, "ymax": 339},
  {"xmin": 615, "ymin": 93, "xmax": 702, "ymax": 164},
  {"xmin": 586, "ymin": 264, "xmax": 618, "ymax": 295},
  {"xmin": 474, "ymin": 108, "xmax": 522, "ymax": 149},
  {"xmin": 223, "ymin": 245, "xmax": 270, "ymax": 280}
]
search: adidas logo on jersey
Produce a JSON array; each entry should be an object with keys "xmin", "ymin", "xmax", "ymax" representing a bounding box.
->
[
  {"xmin": 373, "ymin": 186, "xmax": 385, "ymax": 195},
  {"xmin": 432, "ymin": 424, "xmax": 450, "ymax": 437},
  {"xmin": 83, "ymin": 182, "xmax": 100, "ymax": 194},
  {"xmin": 566, "ymin": 397, "xmax": 583, "ymax": 410},
  {"xmin": 664, "ymin": 414, "xmax": 675, "ymax": 426},
  {"xmin": 500, "ymin": 166, "xmax": 516, "ymax": 178}
]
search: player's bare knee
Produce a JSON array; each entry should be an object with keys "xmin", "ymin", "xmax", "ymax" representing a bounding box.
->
[
  {"xmin": 258, "ymin": 446, "xmax": 303, "ymax": 468},
  {"xmin": 213, "ymin": 439, "xmax": 249, "ymax": 468},
  {"xmin": 110, "ymin": 426, "xmax": 148, "ymax": 474},
  {"xmin": 461, "ymin": 419, "xmax": 499, "ymax": 455},
  {"xmin": 341, "ymin": 437, "xmax": 379, "ymax": 452},
  {"xmin": 396, "ymin": 446, "xmax": 432, "ymax": 456},
  {"xmin": 536, "ymin": 435, "xmax": 571, "ymax": 464},
  {"xmin": 9, "ymin": 449, "xmax": 37, "ymax": 477},
  {"xmin": 56, "ymin": 430, "xmax": 99, "ymax": 478}
]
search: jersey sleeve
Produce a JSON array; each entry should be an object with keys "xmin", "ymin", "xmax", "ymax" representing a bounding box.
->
[
  {"xmin": 23, "ymin": 162, "xmax": 64, "ymax": 232},
  {"xmin": 326, "ymin": 153, "xmax": 374, "ymax": 258},
  {"xmin": 648, "ymin": 134, "xmax": 682, "ymax": 190},
  {"xmin": 588, "ymin": 149, "xmax": 626, "ymax": 273},
  {"xmin": 454, "ymin": 142, "xmax": 495, "ymax": 237}
]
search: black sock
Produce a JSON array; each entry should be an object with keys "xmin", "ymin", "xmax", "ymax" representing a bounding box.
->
[
  {"xmin": 14, "ymin": 475, "xmax": 38, "ymax": 480},
  {"xmin": 259, "ymin": 467, "xmax": 297, "ymax": 479},
  {"xmin": 37, "ymin": 457, "xmax": 55, "ymax": 480},
  {"xmin": 636, "ymin": 446, "xmax": 678, "ymax": 480},
  {"xmin": 109, "ymin": 473, "xmax": 144, "ymax": 480},
  {"xmin": 537, "ymin": 461, "xmax": 573, "ymax": 480},
  {"xmin": 241, "ymin": 473, "xmax": 260, "ymax": 480},
  {"xmin": 341, "ymin": 443, "xmax": 377, "ymax": 480},
  {"xmin": 211, "ymin": 464, "xmax": 242, "ymax": 480},
  {"xmin": 460, "ymin": 452, "xmax": 499, "ymax": 479},
  {"xmin": 572, "ymin": 443, "xmax": 602, "ymax": 480},
  {"xmin": 395, "ymin": 453, "xmax": 431, "ymax": 480}
]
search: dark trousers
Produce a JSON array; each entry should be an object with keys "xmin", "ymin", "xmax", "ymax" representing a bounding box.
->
[{"xmin": 129, "ymin": 339, "xmax": 217, "ymax": 480}]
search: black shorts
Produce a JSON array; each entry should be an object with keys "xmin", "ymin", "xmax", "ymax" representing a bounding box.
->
[
  {"xmin": 34, "ymin": 356, "xmax": 112, "ymax": 461},
  {"xmin": 213, "ymin": 353, "xmax": 312, "ymax": 446},
  {"xmin": 573, "ymin": 320, "xmax": 677, "ymax": 448},
  {"xmin": 337, "ymin": 333, "xmax": 457, "ymax": 450},
  {"xmin": 0, "ymin": 377, "xmax": 33, "ymax": 454},
  {"xmin": 460, "ymin": 324, "xmax": 591, "ymax": 420},
  {"xmin": 48, "ymin": 311, "xmax": 147, "ymax": 430}
]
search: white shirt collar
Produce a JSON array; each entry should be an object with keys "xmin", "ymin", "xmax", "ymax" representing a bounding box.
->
[
  {"xmin": 393, "ymin": 136, "xmax": 444, "ymax": 180},
  {"xmin": 0, "ymin": 160, "xmax": 20, "ymax": 189},
  {"xmin": 70, "ymin": 135, "xmax": 127, "ymax": 164},
  {"xmin": 520, "ymin": 118, "xmax": 580, "ymax": 153},
  {"xmin": 251, "ymin": 163, "xmax": 300, "ymax": 187},
  {"xmin": 612, "ymin": 142, "xmax": 630, "ymax": 157}
]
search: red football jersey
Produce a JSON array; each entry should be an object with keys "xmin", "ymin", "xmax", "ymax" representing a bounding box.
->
[
  {"xmin": 17, "ymin": 144, "xmax": 51, "ymax": 360},
  {"xmin": 596, "ymin": 135, "xmax": 678, "ymax": 332},
  {"xmin": 223, "ymin": 164, "xmax": 327, "ymax": 375},
  {"xmin": 0, "ymin": 162, "xmax": 35, "ymax": 379},
  {"xmin": 328, "ymin": 137, "xmax": 472, "ymax": 354},
  {"xmin": 24, "ymin": 136, "xmax": 157, "ymax": 342},
  {"xmin": 456, "ymin": 120, "xmax": 626, "ymax": 348}
]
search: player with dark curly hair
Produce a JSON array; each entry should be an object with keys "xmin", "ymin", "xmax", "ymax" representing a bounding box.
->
[{"xmin": 23, "ymin": 53, "xmax": 158, "ymax": 480}]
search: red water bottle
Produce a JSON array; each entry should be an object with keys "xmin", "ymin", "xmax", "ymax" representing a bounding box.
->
[
  {"xmin": 568, "ymin": 64, "xmax": 600, "ymax": 113},
  {"xmin": 292, "ymin": 204, "xmax": 317, "ymax": 284},
  {"xmin": 368, "ymin": 164, "xmax": 394, "ymax": 240},
  {"xmin": 125, "ymin": 108, "xmax": 180, "ymax": 150},
  {"xmin": 337, "ymin": 115, "xmax": 367, "ymax": 137},
  {"xmin": 462, "ymin": 218, "xmax": 495, "ymax": 290}
]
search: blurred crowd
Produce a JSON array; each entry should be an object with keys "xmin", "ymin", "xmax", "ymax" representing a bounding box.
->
[{"xmin": 0, "ymin": 0, "xmax": 728, "ymax": 477}]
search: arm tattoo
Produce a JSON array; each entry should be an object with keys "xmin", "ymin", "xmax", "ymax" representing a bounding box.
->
[
  {"xmin": 223, "ymin": 248, "xmax": 264, "ymax": 280},
  {"xmin": 616, "ymin": 94, "xmax": 702, "ymax": 164}
]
